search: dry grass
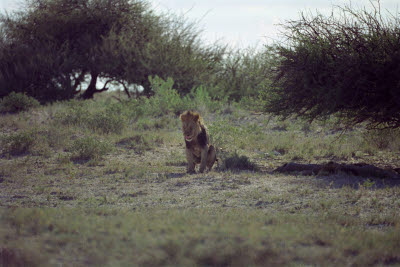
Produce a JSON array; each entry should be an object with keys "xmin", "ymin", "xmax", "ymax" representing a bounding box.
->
[{"xmin": 1, "ymin": 94, "xmax": 400, "ymax": 266}]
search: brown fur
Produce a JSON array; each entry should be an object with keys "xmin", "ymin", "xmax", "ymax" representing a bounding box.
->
[{"xmin": 180, "ymin": 110, "xmax": 216, "ymax": 173}]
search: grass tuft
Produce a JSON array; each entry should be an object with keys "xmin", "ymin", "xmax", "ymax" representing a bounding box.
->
[{"xmin": 220, "ymin": 152, "xmax": 258, "ymax": 172}]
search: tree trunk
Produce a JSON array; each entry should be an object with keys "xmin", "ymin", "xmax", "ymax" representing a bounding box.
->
[
  {"xmin": 141, "ymin": 79, "xmax": 153, "ymax": 97},
  {"xmin": 73, "ymin": 71, "xmax": 87, "ymax": 94},
  {"xmin": 81, "ymin": 72, "xmax": 99, "ymax": 99}
]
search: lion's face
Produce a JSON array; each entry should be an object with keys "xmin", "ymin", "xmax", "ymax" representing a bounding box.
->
[{"xmin": 180, "ymin": 111, "xmax": 202, "ymax": 142}]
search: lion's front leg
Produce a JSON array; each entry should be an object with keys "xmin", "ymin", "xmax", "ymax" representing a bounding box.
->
[
  {"xmin": 199, "ymin": 146, "xmax": 208, "ymax": 173},
  {"xmin": 186, "ymin": 148, "xmax": 196, "ymax": 173}
]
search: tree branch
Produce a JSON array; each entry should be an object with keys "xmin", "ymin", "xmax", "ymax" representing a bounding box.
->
[
  {"xmin": 98, "ymin": 79, "xmax": 112, "ymax": 92},
  {"xmin": 73, "ymin": 70, "xmax": 86, "ymax": 93}
]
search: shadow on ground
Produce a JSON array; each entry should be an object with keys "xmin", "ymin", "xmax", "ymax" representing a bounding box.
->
[{"xmin": 274, "ymin": 161, "xmax": 400, "ymax": 189}]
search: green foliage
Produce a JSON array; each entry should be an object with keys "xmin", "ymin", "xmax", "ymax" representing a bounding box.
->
[
  {"xmin": 211, "ymin": 47, "xmax": 276, "ymax": 101},
  {"xmin": 144, "ymin": 76, "xmax": 225, "ymax": 116},
  {"xmin": 0, "ymin": 0, "xmax": 148, "ymax": 101},
  {"xmin": 208, "ymin": 120, "xmax": 239, "ymax": 150},
  {"xmin": 362, "ymin": 179, "xmax": 376, "ymax": 189},
  {"xmin": 129, "ymin": 14, "xmax": 226, "ymax": 97},
  {"xmin": 0, "ymin": 0, "xmax": 225, "ymax": 101},
  {"xmin": 362, "ymin": 128, "xmax": 400, "ymax": 151},
  {"xmin": 87, "ymin": 108, "xmax": 125, "ymax": 135},
  {"xmin": 53, "ymin": 100, "xmax": 91, "ymax": 126},
  {"xmin": 145, "ymin": 76, "xmax": 189, "ymax": 116},
  {"xmin": 1, "ymin": 130, "xmax": 37, "ymax": 156},
  {"xmin": 70, "ymin": 136, "xmax": 111, "ymax": 161},
  {"xmin": 268, "ymin": 2, "xmax": 400, "ymax": 128},
  {"xmin": 0, "ymin": 92, "xmax": 40, "ymax": 113},
  {"xmin": 191, "ymin": 85, "xmax": 210, "ymax": 102},
  {"xmin": 190, "ymin": 85, "xmax": 227, "ymax": 113},
  {"xmin": 237, "ymin": 96, "xmax": 265, "ymax": 112}
]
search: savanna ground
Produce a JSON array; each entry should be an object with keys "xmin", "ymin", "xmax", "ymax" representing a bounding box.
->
[{"xmin": 1, "ymin": 87, "xmax": 400, "ymax": 266}]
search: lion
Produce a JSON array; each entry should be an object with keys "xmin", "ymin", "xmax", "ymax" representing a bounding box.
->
[{"xmin": 180, "ymin": 110, "xmax": 217, "ymax": 173}]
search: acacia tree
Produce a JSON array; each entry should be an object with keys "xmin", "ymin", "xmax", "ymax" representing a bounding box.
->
[
  {"xmin": 109, "ymin": 13, "xmax": 225, "ymax": 97},
  {"xmin": 266, "ymin": 2, "xmax": 400, "ymax": 128},
  {"xmin": 0, "ymin": 0, "xmax": 145, "ymax": 101},
  {"xmin": 0, "ymin": 0, "xmax": 225, "ymax": 102}
]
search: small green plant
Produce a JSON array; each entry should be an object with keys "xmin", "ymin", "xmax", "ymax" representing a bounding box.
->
[
  {"xmin": 0, "ymin": 92, "xmax": 40, "ymax": 113},
  {"xmin": 362, "ymin": 179, "xmax": 376, "ymax": 189},
  {"xmin": 220, "ymin": 151, "xmax": 258, "ymax": 172},
  {"xmin": 190, "ymin": 86, "xmax": 220, "ymax": 113},
  {"xmin": 70, "ymin": 136, "xmax": 111, "ymax": 162},
  {"xmin": 145, "ymin": 76, "xmax": 190, "ymax": 116},
  {"xmin": 1, "ymin": 130, "xmax": 37, "ymax": 156}
]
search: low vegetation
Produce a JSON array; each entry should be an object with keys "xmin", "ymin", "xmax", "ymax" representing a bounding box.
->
[
  {"xmin": 1, "ymin": 129, "xmax": 37, "ymax": 156},
  {"xmin": 0, "ymin": 92, "xmax": 40, "ymax": 113},
  {"xmin": 219, "ymin": 151, "xmax": 258, "ymax": 172},
  {"xmin": 1, "ymin": 82, "xmax": 399, "ymax": 266}
]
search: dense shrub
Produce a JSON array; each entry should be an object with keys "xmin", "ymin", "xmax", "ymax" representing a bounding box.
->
[
  {"xmin": 211, "ymin": 48, "xmax": 276, "ymax": 102},
  {"xmin": 0, "ymin": 92, "xmax": 40, "ymax": 113},
  {"xmin": 86, "ymin": 104, "xmax": 126, "ymax": 134},
  {"xmin": 52, "ymin": 77, "xmax": 227, "ymax": 135},
  {"xmin": 267, "ymin": 2, "xmax": 400, "ymax": 128},
  {"xmin": 190, "ymin": 85, "xmax": 227, "ymax": 113},
  {"xmin": 362, "ymin": 128, "xmax": 400, "ymax": 151},
  {"xmin": 220, "ymin": 152, "xmax": 258, "ymax": 172},
  {"xmin": 1, "ymin": 130, "xmax": 36, "ymax": 156},
  {"xmin": 144, "ymin": 76, "xmax": 190, "ymax": 116},
  {"xmin": 70, "ymin": 136, "xmax": 111, "ymax": 162},
  {"xmin": 53, "ymin": 100, "xmax": 91, "ymax": 126},
  {"xmin": 144, "ymin": 76, "xmax": 225, "ymax": 116}
]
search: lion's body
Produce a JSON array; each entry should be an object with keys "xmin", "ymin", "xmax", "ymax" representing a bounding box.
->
[{"xmin": 180, "ymin": 110, "xmax": 216, "ymax": 173}]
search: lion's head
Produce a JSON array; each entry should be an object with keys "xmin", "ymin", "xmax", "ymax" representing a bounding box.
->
[{"xmin": 180, "ymin": 110, "xmax": 202, "ymax": 142}]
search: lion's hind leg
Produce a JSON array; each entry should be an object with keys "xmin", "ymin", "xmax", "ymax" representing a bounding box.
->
[{"xmin": 207, "ymin": 145, "xmax": 217, "ymax": 171}]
